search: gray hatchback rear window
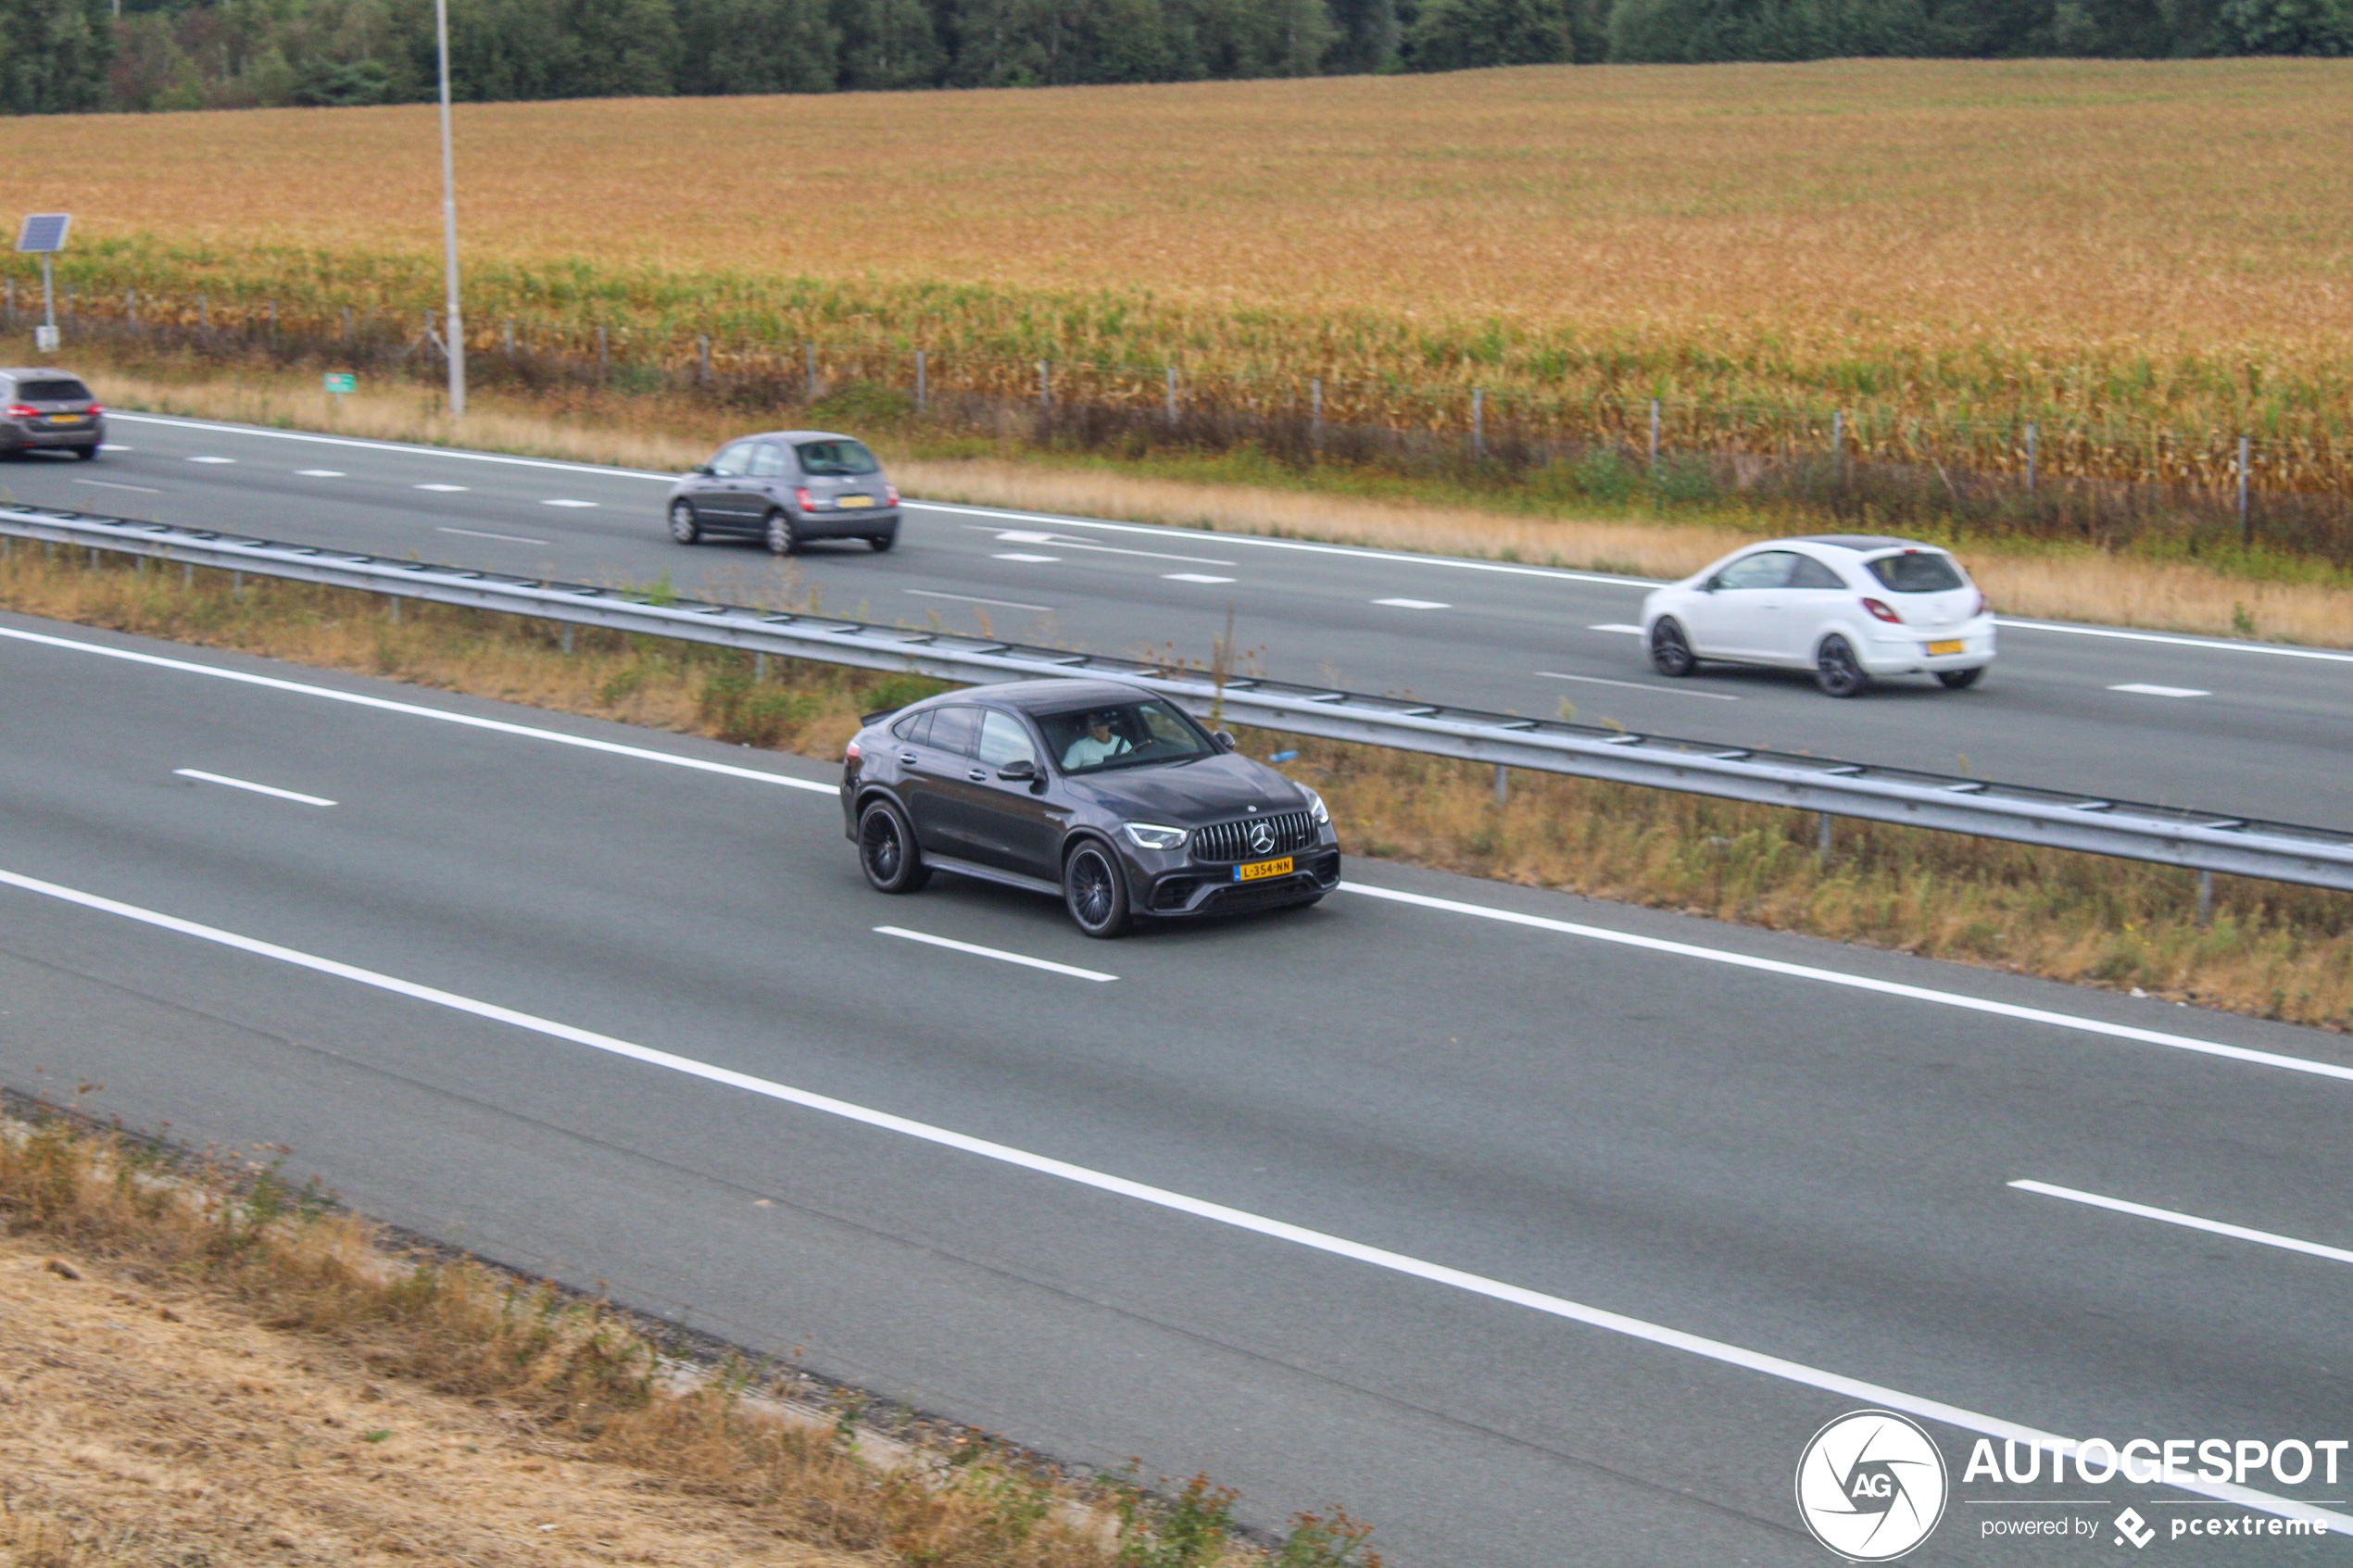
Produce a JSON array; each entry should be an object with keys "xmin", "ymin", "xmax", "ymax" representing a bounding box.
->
[
  {"xmin": 17, "ymin": 380, "xmax": 91, "ymax": 401},
  {"xmin": 795, "ymin": 440, "xmax": 879, "ymax": 476},
  {"xmin": 1866, "ymin": 552, "xmax": 1966, "ymax": 593}
]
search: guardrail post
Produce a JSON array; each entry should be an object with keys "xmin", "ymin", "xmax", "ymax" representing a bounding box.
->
[
  {"xmin": 1818, "ymin": 810, "xmax": 1834, "ymax": 864},
  {"xmin": 2196, "ymin": 869, "xmax": 2213, "ymax": 927},
  {"xmin": 1493, "ymin": 762, "xmax": 1508, "ymax": 806},
  {"xmin": 385, "ymin": 593, "xmax": 399, "ymax": 623},
  {"xmin": 2238, "ymin": 436, "xmax": 2252, "ymax": 548},
  {"xmin": 560, "ymin": 621, "xmax": 573, "ymax": 653},
  {"xmin": 915, "ymin": 349, "xmax": 926, "ymax": 414}
]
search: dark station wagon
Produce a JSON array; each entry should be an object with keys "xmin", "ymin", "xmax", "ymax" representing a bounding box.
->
[{"xmin": 0, "ymin": 368, "xmax": 104, "ymax": 458}]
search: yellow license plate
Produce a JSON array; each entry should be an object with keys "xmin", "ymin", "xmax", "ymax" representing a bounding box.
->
[
  {"xmin": 1926, "ymin": 640, "xmax": 1964, "ymax": 656},
  {"xmin": 1235, "ymin": 856, "xmax": 1294, "ymax": 882},
  {"xmin": 837, "ymin": 495, "xmax": 875, "ymax": 508},
  {"xmin": 45, "ymin": 414, "xmax": 80, "ymax": 425}
]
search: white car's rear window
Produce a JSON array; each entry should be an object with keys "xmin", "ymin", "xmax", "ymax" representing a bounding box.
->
[{"xmin": 1866, "ymin": 552, "xmax": 1966, "ymax": 593}]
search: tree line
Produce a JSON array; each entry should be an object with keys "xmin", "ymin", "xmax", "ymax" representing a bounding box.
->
[{"xmin": 3, "ymin": 0, "xmax": 2345, "ymax": 116}]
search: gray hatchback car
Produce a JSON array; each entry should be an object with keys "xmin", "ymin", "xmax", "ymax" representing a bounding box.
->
[
  {"xmin": 0, "ymin": 368, "xmax": 104, "ymax": 458},
  {"xmin": 665, "ymin": 430, "xmax": 900, "ymax": 554}
]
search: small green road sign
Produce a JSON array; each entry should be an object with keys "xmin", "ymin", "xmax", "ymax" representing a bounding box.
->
[{"xmin": 323, "ymin": 372, "xmax": 356, "ymax": 395}]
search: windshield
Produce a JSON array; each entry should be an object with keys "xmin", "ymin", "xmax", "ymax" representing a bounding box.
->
[
  {"xmin": 1040, "ymin": 699, "xmax": 1213, "ymax": 774},
  {"xmin": 795, "ymin": 439, "xmax": 880, "ymax": 476},
  {"xmin": 1866, "ymin": 551, "xmax": 1966, "ymax": 593}
]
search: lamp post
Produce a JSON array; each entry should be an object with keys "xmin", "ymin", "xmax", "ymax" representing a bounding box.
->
[{"xmin": 435, "ymin": 0, "xmax": 465, "ymax": 418}]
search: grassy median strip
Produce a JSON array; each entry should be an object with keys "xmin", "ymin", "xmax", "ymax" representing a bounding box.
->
[
  {"xmin": 3, "ymin": 539, "xmax": 2345, "ymax": 1033},
  {"xmin": 0, "ymin": 1099, "xmax": 1380, "ymax": 1568}
]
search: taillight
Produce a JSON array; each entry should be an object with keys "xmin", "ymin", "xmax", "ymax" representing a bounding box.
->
[
  {"xmin": 1862, "ymin": 597, "xmax": 1903, "ymax": 624},
  {"xmin": 85, "ymin": 403, "xmax": 103, "ymax": 416},
  {"xmin": 1973, "ymin": 592, "xmax": 1989, "ymax": 618},
  {"xmin": 4, "ymin": 405, "xmax": 33, "ymax": 418},
  {"xmin": 794, "ymin": 486, "xmax": 815, "ymax": 511},
  {"xmin": 885, "ymin": 483, "xmax": 900, "ymax": 507},
  {"xmin": 845, "ymin": 738, "xmax": 862, "ymax": 763}
]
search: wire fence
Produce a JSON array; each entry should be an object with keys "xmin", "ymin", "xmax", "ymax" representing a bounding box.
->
[{"xmin": 11, "ymin": 280, "xmax": 2351, "ymax": 564}]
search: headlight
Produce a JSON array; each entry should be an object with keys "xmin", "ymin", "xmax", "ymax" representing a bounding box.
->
[
  {"xmin": 1122, "ymin": 822, "xmax": 1189, "ymax": 851},
  {"xmin": 1302, "ymin": 787, "xmax": 1328, "ymax": 824}
]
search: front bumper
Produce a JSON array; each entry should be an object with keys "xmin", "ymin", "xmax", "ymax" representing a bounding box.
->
[{"xmin": 1139, "ymin": 847, "xmax": 1342, "ymax": 916}]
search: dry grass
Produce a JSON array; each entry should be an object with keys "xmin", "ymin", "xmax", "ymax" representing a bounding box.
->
[
  {"xmin": 7, "ymin": 59, "xmax": 2353, "ymax": 462},
  {"xmin": 3, "ymin": 540, "xmax": 2347, "ymax": 1033},
  {"xmin": 63, "ymin": 357, "xmax": 2353, "ymax": 646}
]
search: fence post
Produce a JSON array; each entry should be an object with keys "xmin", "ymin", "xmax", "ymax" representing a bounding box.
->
[
  {"xmin": 914, "ymin": 348, "xmax": 926, "ymax": 414},
  {"xmin": 1038, "ymin": 360, "xmax": 1051, "ymax": 409},
  {"xmin": 804, "ymin": 341, "xmax": 817, "ymax": 399},
  {"xmin": 2025, "ymin": 421, "xmax": 2037, "ymax": 495},
  {"xmin": 697, "ymin": 333, "xmax": 711, "ymax": 387},
  {"xmin": 502, "ymin": 319, "xmax": 513, "ymax": 358},
  {"xmin": 598, "ymin": 325, "xmax": 610, "ymax": 383},
  {"xmin": 125, "ymin": 290, "xmax": 135, "ymax": 328},
  {"xmin": 342, "ymin": 306, "xmax": 352, "ymax": 345},
  {"xmin": 66, "ymin": 287, "xmax": 74, "ymax": 324},
  {"xmin": 1311, "ymin": 377, "xmax": 1322, "ymax": 446},
  {"xmin": 3, "ymin": 278, "xmax": 11, "ymax": 324},
  {"xmin": 1647, "ymin": 398, "xmax": 1660, "ymax": 480},
  {"xmin": 1831, "ymin": 409, "xmax": 1843, "ymax": 475},
  {"xmin": 2238, "ymin": 435, "xmax": 2252, "ymax": 548},
  {"xmin": 198, "ymin": 293, "xmax": 208, "ymax": 331},
  {"xmin": 1471, "ymin": 387, "xmax": 1485, "ymax": 459},
  {"xmin": 1165, "ymin": 366, "xmax": 1178, "ymax": 427}
]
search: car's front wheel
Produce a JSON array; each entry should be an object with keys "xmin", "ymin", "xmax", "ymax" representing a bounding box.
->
[
  {"xmin": 1063, "ymin": 841, "xmax": 1131, "ymax": 938},
  {"xmin": 1649, "ymin": 617, "xmax": 1697, "ymax": 677},
  {"xmin": 666, "ymin": 501, "xmax": 701, "ymax": 545},
  {"xmin": 858, "ymin": 800, "xmax": 930, "ymax": 894},
  {"xmin": 1815, "ymin": 634, "xmax": 1870, "ymax": 698},
  {"xmin": 1937, "ymin": 666, "xmax": 1985, "ymax": 690},
  {"xmin": 764, "ymin": 509, "xmax": 802, "ymax": 556}
]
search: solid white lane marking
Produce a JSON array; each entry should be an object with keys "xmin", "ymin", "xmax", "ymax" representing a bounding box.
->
[
  {"xmin": 875, "ymin": 926, "xmax": 1116, "ymax": 982},
  {"xmin": 905, "ymin": 588, "xmax": 1055, "ymax": 612},
  {"xmin": 1589, "ymin": 623, "xmax": 1644, "ymax": 634},
  {"xmin": 0, "ymin": 862, "xmax": 2338, "ymax": 1540},
  {"xmin": 436, "ymin": 526, "xmax": 550, "ymax": 546},
  {"xmin": 2010, "ymin": 1180, "xmax": 2353, "ymax": 1267},
  {"xmin": 541, "ymin": 498, "xmax": 598, "ymax": 508},
  {"xmin": 107, "ymin": 412, "xmax": 679, "ymax": 482},
  {"xmin": 73, "ymin": 479, "xmax": 164, "ymax": 494},
  {"xmin": 1338, "ymin": 882, "xmax": 2353, "ymax": 1085},
  {"xmin": 1375, "ymin": 597, "xmax": 1451, "ymax": 609},
  {"xmin": 414, "ymin": 483, "xmax": 468, "ymax": 493},
  {"xmin": 0, "ymin": 626, "xmax": 837, "ymax": 793},
  {"xmin": 994, "ymin": 552, "xmax": 1060, "ymax": 563},
  {"xmin": 2000, "ymin": 618, "xmax": 2353, "ymax": 665},
  {"xmin": 172, "ymin": 768, "xmax": 335, "ymax": 808},
  {"xmin": 1164, "ymin": 573, "xmax": 1236, "ymax": 584},
  {"xmin": 188, "ymin": 456, "xmax": 235, "ymax": 465},
  {"xmin": 1538, "ymin": 671, "xmax": 1740, "ymax": 700},
  {"xmin": 2109, "ymin": 684, "xmax": 2210, "ymax": 698},
  {"xmin": 296, "ymin": 469, "xmax": 346, "ymax": 477}
]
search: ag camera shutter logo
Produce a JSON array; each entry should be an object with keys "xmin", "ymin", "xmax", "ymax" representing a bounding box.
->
[{"xmin": 1795, "ymin": 1411, "xmax": 1949, "ymax": 1561}]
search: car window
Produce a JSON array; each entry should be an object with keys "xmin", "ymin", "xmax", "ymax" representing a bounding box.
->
[
  {"xmin": 889, "ymin": 709, "xmax": 932, "ymax": 746},
  {"xmin": 18, "ymin": 379, "xmax": 91, "ymax": 402},
  {"xmin": 747, "ymin": 442, "xmax": 786, "ymax": 479},
  {"xmin": 1788, "ymin": 555, "xmax": 1846, "ymax": 589},
  {"xmin": 976, "ymin": 710, "xmax": 1037, "ymax": 769},
  {"xmin": 709, "ymin": 441, "xmax": 755, "ymax": 478},
  {"xmin": 795, "ymin": 439, "xmax": 880, "ymax": 477},
  {"xmin": 1867, "ymin": 552, "xmax": 1967, "ymax": 593},
  {"xmin": 1714, "ymin": 551, "xmax": 1797, "ymax": 591},
  {"xmin": 927, "ymin": 705, "xmax": 981, "ymax": 758},
  {"xmin": 1039, "ymin": 698, "xmax": 1213, "ymax": 774}
]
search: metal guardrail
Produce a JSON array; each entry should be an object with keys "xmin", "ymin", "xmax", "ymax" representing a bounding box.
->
[{"xmin": 8, "ymin": 503, "xmax": 2353, "ymax": 893}]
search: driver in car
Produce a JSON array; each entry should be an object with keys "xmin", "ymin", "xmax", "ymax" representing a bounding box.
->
[{"xmin": 1062, "ymin": 711, "xmax": 1132, "ymax": 769}]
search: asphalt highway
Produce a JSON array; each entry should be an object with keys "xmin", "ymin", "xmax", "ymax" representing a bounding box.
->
[
  {"xmin": 5, "ymin": 609, "xmax": 2350, "ymax": 1564},
  {"xmin": 5, "ymin": 411, "xmax": 2348, "ymax": 826}
]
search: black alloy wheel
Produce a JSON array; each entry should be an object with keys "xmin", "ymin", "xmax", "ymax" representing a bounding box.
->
[
  {"xmin": 1814, "ymin": 634, "xmax": 1870, "ymax": 698},
  {"xmin": 1063, "ymin": 842, "xmax": 1131, "ymax": 938},
  {"xmin": 1649, "ymin": 618, "xmax": 1697, "ymax": 677},
  {"xmin": 1937, "ymin": 666, "xmax": 1985, "ymax": 690},
  {"xmin": 858, "ymin": 800, "xmax": 930, "ymax": 894},
  {"xmin": 72, "ymin": 444, "xmax": 99, "ymax": 462},
  {"xmin": 764, "ymin": 509, "xmax": 802, "ymax": 556},
  {"xmin": 666, "ymin": 500, "xmax": 701, "ymax": 545},
  {"xmin": 866, "ymin": 533, "xmax": 896, "ymax": 553}
]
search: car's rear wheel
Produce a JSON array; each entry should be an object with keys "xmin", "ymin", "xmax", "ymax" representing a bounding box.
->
[
  {"xmin": 1937, "ymin": 666, "xmax": 1985, "ymax": 690},
  {"xmin": 72, "ymin": 444, "xmax": 99, "ymax": 462},
  {"xmin": 866, "ymin": 533, "xmax": 896, "ymax": 553},
  {"xmin": 666, "ymin": 501, "xmax": 701, "ymax": 545},
  {"xmin": 1649, "ymin": 617, "xmax": 1697, "ymax": 677},
  {"xmin": 764, "ymin": 509, "xmax": 802, "ymax": 556},
  {"xmin": 1063, "ymin": 842, "xmax": 1131, "ymax": 938},
  {"xmin": 1815, "ymin": 634, "xmax": 1870, "ymax": 698},
  {"xmin": 858, "ymin": 800, "xmax": 930, "ymax": 894}
]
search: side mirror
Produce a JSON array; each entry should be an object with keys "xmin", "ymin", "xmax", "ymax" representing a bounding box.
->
[
  {"xmin": 997, "ymin": 758, "xmax": 1038, "ymax": 783},
  {"xmin": 1212, "ymin": 730, "xmax": 1237, "ymax": 752},
  {"xmin": 690, "ymin": 463, "xmax": 714, "ymax": 477},
  {"xmin": 1699, "ymin": 577, "xmax": 1719, "ymax": 594}
]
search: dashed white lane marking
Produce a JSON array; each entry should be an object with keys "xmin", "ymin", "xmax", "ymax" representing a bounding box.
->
[
  {"xmin": 1538, "ymin": 671, "xmax": 1740, "ymax": 701},
  {"xmin": 2109, "ymin": 683, "xmax": 2211, "ymax": 698},
  {"xmin": 98, "ymin": 444, "xmax": 132, "ymax": 451},
  {"xmin": 994, "ymin": 552, "xmax": 1060, "ymax": 563},
  {"xmin": 874, "ymin": 926, "xmax": 1116, "ymax": 982},
  {"xmin": 415, "ymin": 483, "xmax": 468, "ymax": 493},
  {"xmin": 437, "ymin": 526, "xmax": 550, "ymax": 546},
  {"xmin": 188, "ymin": 456, "xmax": 234, "ymax": 465},
  {"xmin": 906, "ymin": 588, "xmax": 1055, "ymax": 612},
  {"xmin": 2010, "ymin": 1180, "xmax": 2353, "ymax": 1268},
  {"xmin": 542, "ymin": 498, "xmax": 598, "ymax": 508},
  {"xmin": 1590, "ymin": 623, "xmax": 1645, "ymax": 635},
  {"xmin": 979, "ymin": 527, "xmax": 1235, "ymax": 566},
  {"xmin": 172, "ymin": 768, "xmax": 335, "ymax": 807},
  {"xmin": 74, "ymin": 479, "xmax": 164, "ymax": 494},
  {"xmin": 1164, "ymin": 573, "xmax": 1236, "ymax": 584},
  {"xmin": 0, "ymin": 860, "xmax": 2340, "ymax": 1538},
  {"xmin": 296, "ymin": 469, "xmax": 346, "ymax": 477},
  {"xmin": 1375, "ymin": 597, "xmax": 1451, "ymax": 609}
]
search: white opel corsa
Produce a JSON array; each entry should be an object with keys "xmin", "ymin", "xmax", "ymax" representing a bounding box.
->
[{"xmin": 1639, "ymin": 535, "xmax": 1995, "ymax": 697}]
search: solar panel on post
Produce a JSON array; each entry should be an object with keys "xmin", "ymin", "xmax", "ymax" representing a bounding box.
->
[{"xmin": 14, "ymin": 214, "xmax": 69, "ymax": 253}]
